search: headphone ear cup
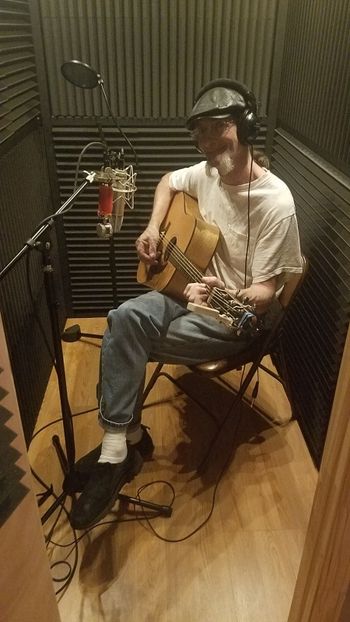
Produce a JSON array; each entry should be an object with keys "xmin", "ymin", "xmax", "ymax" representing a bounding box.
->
[{"xmin": 237, "ymin": 110, "xmax": 260, "ymax": 145}]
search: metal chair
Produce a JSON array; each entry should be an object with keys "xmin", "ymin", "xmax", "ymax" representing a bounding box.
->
[{"xmin": 142, "ymin": 256, "xmax": 308, "ymax": 459}]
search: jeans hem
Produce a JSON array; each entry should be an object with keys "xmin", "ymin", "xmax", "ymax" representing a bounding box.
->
[{"xmin": 98, "ymin": 410, "xmax": 133, "ymax": 430}]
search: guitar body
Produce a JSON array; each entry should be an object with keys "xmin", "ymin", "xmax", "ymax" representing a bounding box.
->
[{"xmin": 137, "ymin": 192, "xmax": 220, "ymax": 300}]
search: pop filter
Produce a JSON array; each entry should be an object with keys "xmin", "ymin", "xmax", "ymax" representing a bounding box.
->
[{"xmin": 61, "ymin": 60, "xmax": 99, "ymax": 89}]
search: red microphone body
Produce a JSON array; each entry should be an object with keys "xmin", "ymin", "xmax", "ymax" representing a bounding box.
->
[{"xmin": 97, "ymin": 184, "xmax": 113, "ymax": 218}]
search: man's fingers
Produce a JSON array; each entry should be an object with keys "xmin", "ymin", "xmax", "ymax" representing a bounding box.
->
[{"xmin": 184, "ymin": 282, "xmax": 208, "ymax": 302}]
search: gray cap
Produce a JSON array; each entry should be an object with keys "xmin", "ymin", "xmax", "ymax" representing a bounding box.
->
[{"xmin": 186, "ymin": 87, "xmax": 246, "ymax": 129}]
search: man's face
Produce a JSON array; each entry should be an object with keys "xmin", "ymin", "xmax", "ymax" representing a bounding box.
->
[{"xmin": 190, "ymin": 117, "xmax": 241, "ymax": 176}]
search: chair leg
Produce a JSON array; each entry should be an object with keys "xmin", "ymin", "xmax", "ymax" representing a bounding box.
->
[
  {"xmin": 142, "ymin": 362, "xmax": 164, "ymax": 403},
  {"xmin": 216, "ymin": 371, "xmax": 290, "ymax": 428},
  {"xmin": 257, "ymin": 363, "xmax": 285, "ymax": 386},
  {"xmin": 142, "ymin": 355, "xmax": 289, "ymax": 475},
  {"xmin": 143, "ymin": 363, "xmax": 220, "ymax": 428},
  {"xmin": 155, "ymin": 370, "xmax": 221, "ymax": 428},
  {"xmin": 197, "ymin": 359, "xmax": 262, "ymax": 472}
]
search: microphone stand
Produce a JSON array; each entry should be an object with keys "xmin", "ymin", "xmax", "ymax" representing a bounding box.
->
[
  {"xmin": 104, "ymin": 148, "xmax": 121, "ymax": 309},
  {"xmin": 1, "ymin": 173, "xmax": 172, "ymax": 525}
]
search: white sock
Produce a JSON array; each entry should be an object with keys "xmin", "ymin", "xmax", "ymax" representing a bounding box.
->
[
  {"xmin": 98, "ymin": 429, "xmax": 127, "ymax": 464},
  {"xmin": 126, "ymin": 426, "xmax": 143, "ymax": 445}
]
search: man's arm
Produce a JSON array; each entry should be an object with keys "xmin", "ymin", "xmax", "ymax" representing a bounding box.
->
[
  {"xmin": 235, "ymin": 278, "xmax": 277, "ymax": 314},
  {"xmin": 135, "ymin": 172, "xmax": 176, "ymax": 265}
]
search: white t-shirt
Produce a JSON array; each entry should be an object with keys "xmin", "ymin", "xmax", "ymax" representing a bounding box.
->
[{"xmin": 169, "ymin": 160, "xmax": 302, "ymax": 291}]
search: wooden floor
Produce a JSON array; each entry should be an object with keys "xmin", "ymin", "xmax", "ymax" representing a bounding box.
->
[{"xmin": 29, "ymin": 318, "xmax": 318, "ymax": 622}]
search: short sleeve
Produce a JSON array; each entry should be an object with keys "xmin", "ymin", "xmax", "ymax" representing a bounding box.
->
[{"xmin": 169, "ymin": 161, "xmax": 207, "ymax": 197}]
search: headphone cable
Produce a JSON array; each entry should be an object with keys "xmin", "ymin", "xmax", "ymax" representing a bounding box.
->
[{"xmin": 243, "ymin": 144, "xmax": 254, "ymax": 288}]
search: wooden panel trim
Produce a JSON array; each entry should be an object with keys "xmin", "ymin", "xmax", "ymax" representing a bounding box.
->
[
  {"xmin": 0, "ymin": 314, "xmax": 60, "ymax": 622},
  {"xmin": 288, "ymin": 324, "xmax": 350, "ymax": 621}
]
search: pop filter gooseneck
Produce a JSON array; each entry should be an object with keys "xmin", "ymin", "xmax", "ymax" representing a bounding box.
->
[{"xmin": 61, "ymin": 59, "xmax": 138, "ymax": 169}]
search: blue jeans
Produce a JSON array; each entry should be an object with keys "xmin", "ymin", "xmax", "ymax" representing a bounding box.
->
[{"xmin": 98, "ymin": 291, "xmax": 280, "ymax": 430}]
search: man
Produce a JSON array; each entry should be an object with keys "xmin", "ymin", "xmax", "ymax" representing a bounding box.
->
[{"xmin": 70, "ymin": 79, "xmax": 302, "ymax": 530}]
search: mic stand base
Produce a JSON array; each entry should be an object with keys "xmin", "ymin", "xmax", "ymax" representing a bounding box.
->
[{"xmin": 61, "ymin": 323, "xmax": 103, "ymax": 342}]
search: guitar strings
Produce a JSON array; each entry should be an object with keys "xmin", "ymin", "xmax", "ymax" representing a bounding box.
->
[{"xmin": 159, "ymin": 232, "xmax": 247, "ymax": 318}]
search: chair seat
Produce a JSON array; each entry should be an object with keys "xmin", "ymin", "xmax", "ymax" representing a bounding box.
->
[{"xmin": 189, "ymin": 332, "xmax": 271, "ymax": 377}]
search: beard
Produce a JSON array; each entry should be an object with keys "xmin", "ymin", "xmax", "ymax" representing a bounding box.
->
[{"xmin": 207, "ymin": 149, "xmax": 236, "ymax": 177}]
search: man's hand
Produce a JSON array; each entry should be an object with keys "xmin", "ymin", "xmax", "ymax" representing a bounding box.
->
[
  {"xmin": 135, "ymin": 225, "xmax": 160, "ymax": 265},
  {"xmin": 184, "ymin": 275, "xmax": 225, "ymax": 305},
  {"xmin": 136, "ymin": 172, "xmax": 176, "ymax": 265},
  {"xmin": 235, "ymin": 278, "xmax": 277, "ymax": 314}
]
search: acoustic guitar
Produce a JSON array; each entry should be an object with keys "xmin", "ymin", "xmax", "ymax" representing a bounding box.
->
[{"xmin": 137, "ymin": 192, "xmax": 257, "ymax": 334}]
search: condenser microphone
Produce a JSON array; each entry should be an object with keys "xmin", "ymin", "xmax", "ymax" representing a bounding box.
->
[{"xmin": 93, "ymin": 154, "xmax": 137, "ymax": 239}]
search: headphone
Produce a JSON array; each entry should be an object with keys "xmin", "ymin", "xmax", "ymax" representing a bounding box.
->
[{"xmin": 192, "ymin": 78, "xmax": 260, "ymax": 145}]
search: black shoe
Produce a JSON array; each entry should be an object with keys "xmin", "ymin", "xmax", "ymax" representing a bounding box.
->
[
  {"xmin": 130, "ymin": 425, "xmax": 154, "ymax": 461},
  {"xmin": 75, "ymin": 424, "xmax": 154, "ymax": 480},
  {"xmin": 70, "ymin": 448, "xmax": 143, "ymax": 530}
]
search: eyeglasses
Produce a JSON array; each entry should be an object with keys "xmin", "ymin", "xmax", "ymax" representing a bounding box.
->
[{"xmin": 190, "ymin": 118, "xmax": 234, "ymax": 142}]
